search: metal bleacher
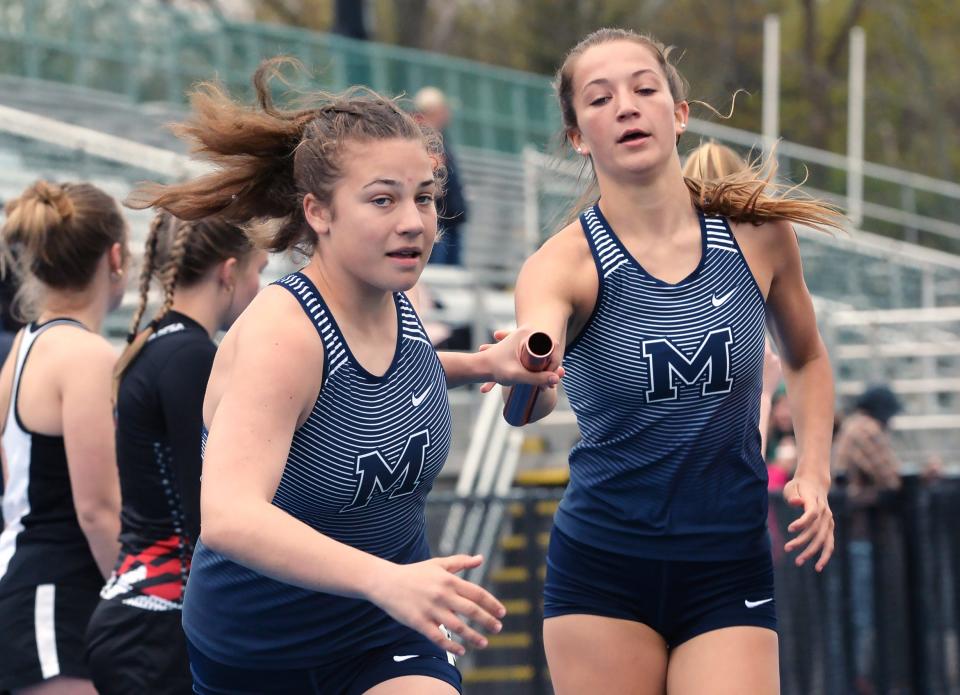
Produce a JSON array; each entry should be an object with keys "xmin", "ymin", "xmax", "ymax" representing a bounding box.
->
[
  {"xmin": 2, "ymin": 9, "xmax": 959, "ymax": 465},
  {"xmin": 3, "ymin": 5, "xmax": 960, "ymax": 693}
]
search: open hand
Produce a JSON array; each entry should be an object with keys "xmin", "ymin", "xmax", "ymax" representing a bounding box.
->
[
  {"xmin": 783, "ymin": 475, "xmax": 834, "ymax": 572},
  {"xmin": 371, "ymin": 554, "xmax": 506, "ymax": 656}
]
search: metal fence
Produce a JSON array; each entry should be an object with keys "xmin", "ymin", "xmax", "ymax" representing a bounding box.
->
[
  {"xmin": 2, "ymin": 0, "xmax": 960, "ymax": 251},
  {"xmin": 0, "ymin": 0, "xmax": 557, "ymax": 153},
  {"xmin": 426, "ymin": 477, "xmax": 960, "ymax": 694}
]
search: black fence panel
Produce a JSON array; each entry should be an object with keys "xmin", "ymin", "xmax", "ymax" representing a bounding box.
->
[{"xmin": 428, "ymin": 476, "xmax": 960, "ymax": 694}]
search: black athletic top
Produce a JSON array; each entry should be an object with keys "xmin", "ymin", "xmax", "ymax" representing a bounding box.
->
[
  {"xmin": 99, "ymin": 311, "xmax": 215, "ymax": 611},
  {"xmin": 0, "ymin": 319, "xmax": 103, "ymax": 594}
]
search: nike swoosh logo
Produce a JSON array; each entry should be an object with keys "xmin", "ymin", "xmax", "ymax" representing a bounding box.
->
[
  {"xmin": 712, "ymin": 289, "xmax": 736, "ymax": 307},
  {"xmin": 744, "ymin": 598, "xmax": 773, "ymax": 608},
  {"xmin": 411, "ymin": 385, "xmax": 432, "ymax": 407},
  {"xmin": 393, "ymin": 655, "xmax": 419, "ymax": 662}
]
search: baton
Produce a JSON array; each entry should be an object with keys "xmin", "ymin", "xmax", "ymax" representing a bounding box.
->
[{"xmin": 503, "ymin": 331, "xmax": 554, "ymax": 426}]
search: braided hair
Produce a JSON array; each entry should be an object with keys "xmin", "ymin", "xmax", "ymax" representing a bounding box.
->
[{"xmin": 112, "ymin": 211, "xmax": 252, "ymax": 401}]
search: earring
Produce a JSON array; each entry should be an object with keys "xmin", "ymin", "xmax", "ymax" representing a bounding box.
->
[
  {"xmin": 680, "ymin": 123, "xmax": 686, "ymax": 129},
  {"xmin": 576, "ymin": 147, "xmax": 584, "ymax": 154},
  {"xmin": 111, "ymin": 269, "xmax": 124, "ymax": 279}
]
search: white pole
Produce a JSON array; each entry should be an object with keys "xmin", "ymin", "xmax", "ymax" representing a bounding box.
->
[
  {"xmin": 847, "ymin": 27, "xmax": 866, "ymax": 228},
  {"xmin": 762, "ymin": 14, "xmax": 780, "ymax": 155}
]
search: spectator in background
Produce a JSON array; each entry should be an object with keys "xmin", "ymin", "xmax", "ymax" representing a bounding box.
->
[
  {"xmin": 0, "ymin": 229, "xmax": 24, "ymax": 367},
  {"xmin": 832, "ymin": 384, "xmax": 903, "ymax": 695},
  {"xmin": 833, "ymin": 384, "xmax": 903, "ymax": 507},
  {"xmin": 766, "ymin": 389, "xmax": 794, "ymax": 462},
  {"xmin": 415, "ymin": 87, "xmax": 469, "ymax": 266}
]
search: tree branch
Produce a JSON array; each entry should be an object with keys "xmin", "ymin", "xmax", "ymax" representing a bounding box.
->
[
  {"xmin": 826, "ymin": 0, "xmax": 868, "ymax": 70},
  {"xmin": 259, "ymin": 0, "xmax": 300, "ymax": 26}
]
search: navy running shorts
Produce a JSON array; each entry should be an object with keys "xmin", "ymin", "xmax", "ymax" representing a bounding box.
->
[
  {"xmin": 186, "ymin": 631, "xmax": 461, "ymax": 695},
  {"xmin": 543, "ymin": 526, "xmax": 777, "ymax": 648}
]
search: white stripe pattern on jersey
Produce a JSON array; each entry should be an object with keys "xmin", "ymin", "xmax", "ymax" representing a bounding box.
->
[{"xmin": 268, "ymin": 273, "xmax": 452, "ymax": 559}]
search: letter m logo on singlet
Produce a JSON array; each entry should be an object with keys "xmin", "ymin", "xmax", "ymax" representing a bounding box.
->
[
  {"xmin": 641, "ymin": 327, "xmax": 734, "ymax": 403},
  {"xmin": 340, "ymin": 430, "xmax": 431, "ymax": 512}
]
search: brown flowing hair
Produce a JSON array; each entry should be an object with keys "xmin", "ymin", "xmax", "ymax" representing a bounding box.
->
[
  {"xmin": 554, "ymin": 28, "xmax": 845, "ymax": 233},
  {"xmin": 112, "ymin": 211, "xmax": 253, "ymax": 400},
  {"xmin": 126, "ymin": 57, "xmax": 447, "ymax": 256}
]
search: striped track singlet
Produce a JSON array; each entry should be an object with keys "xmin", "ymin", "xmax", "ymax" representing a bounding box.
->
[
  {"xmin": 557, "ymin": 205, "xmax": 768, "ymax": 561},
  {"xmin": 183, "ymin": 272, "xmax": 452, "ymax": 668}
]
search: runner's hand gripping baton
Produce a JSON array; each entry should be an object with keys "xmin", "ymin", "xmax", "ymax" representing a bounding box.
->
[{"xmin": 503, "ymin": 331, "xmax": 555, "ymax": 426}]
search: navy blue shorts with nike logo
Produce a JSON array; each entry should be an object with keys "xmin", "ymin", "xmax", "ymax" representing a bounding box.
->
[
  {"xmin": 187, "ymin": 632, "xmax": 461, "ymax": 694},
  {"xmin": 543, "ymin": 526, "xmax": 777, "ymax": 648}
]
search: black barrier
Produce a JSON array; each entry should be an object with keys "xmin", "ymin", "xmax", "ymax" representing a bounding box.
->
[{"xmin": 427, "ymin": 475, "xmax": 960, "ymax": 694}]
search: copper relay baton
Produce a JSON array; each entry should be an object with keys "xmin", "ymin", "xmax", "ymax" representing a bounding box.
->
[{"xmin": 503, "ymin": 331, "xmax": 554, "ymax": 426}]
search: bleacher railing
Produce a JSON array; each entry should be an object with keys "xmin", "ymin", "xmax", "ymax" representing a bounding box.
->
[
  {"xmin": 0, "ymin": 0, "xmax": 557, "ymax": 153},
  {"xmin": 2, "ymin": 0, "xmax": 960, "ymax": 252}
]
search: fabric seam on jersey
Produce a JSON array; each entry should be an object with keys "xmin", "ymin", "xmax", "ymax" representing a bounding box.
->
[
  {"xmin": 155, "ymin": 441, "xmax": 192, "ymax": 601},
  {"xmin": 713, "ymin": 216, "xmax": 767, "ymax": 307},
  {"xmin": 273, "ymin": 273, "xmax": 332, "ymax": 394},
  {"xmin": 564, "ymin": 208, "xmax": 613, "ymax": 356}
]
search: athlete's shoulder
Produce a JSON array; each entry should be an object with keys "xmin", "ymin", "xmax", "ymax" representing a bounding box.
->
[
  {"xmin": 50, "ymin": 323, "xmax": 115, "ymax": 366},
  {"xmin": 225, "ymin": 280, "xmax": 326, "ymax": 367},
  {"xmin": 729, "ymin": 217, "xmax": 796, "ymax": 253}
]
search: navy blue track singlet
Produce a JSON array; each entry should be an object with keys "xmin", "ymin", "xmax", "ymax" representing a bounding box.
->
[
  {"xmin": 182, "ymin": 272, "xmax": 452, "ymax": 669},
  {"xmin": 556, "ymin": 205, "xmax": 768, "ymax": 561}
]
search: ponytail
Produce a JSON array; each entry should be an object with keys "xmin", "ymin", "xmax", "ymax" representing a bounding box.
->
[
  {"xmin": 127, "ymin": 57, "xmax": 444, "ymax": 256},
  {"xmin": 683, "ymin": 147, "xmax": 845, "ymax": 232}
]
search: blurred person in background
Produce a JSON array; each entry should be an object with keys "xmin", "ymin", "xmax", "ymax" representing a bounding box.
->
[
  {"xmin": 0, "ymin": 181, "xmax": 127, "ymax": 695},
  {"xmin": 766, "ymin": 389, "xmax": 794, "ymax": 462},
  {"xmin": 832, "ymin": 384, "xmax": 903, "ymax": 695},
  {"xmin": 833, "ymin": 384, "xmax": 903, "ymax": 508},
  {"xmin": 84, "ymin": 212, "xmax": 267, "ymax": 695},
  {"xmin": 0, "ymin": 247, "xmax": 23, "ymax": 366},
  {"xmin": 415, "ymin": 87, "xmax": 469, "ymax": 266}
]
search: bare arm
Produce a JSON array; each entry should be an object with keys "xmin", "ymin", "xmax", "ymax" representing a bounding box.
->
[
  {"xmin": 500, "ymin": 228, "xmax": 589, "ymax": 422},
  {"xmin": 200, "ymin": 290, "xmax": 504, "ymax": 654},
  {"xmin": 438, "ymin": 339, "xmax": 562, "ymax": 390},
  {"xmin": 61, "ymin": 335, "xmax": 121, "ymax": 578},
  {"xmin": 765, "ymin": 221, "xmax": 835, "ymax": 571}
]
